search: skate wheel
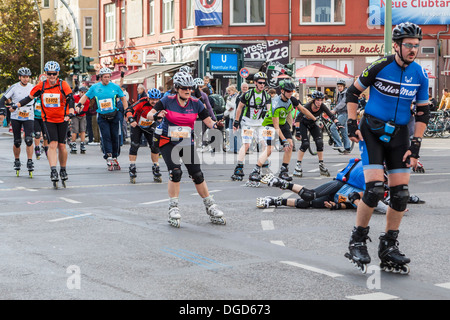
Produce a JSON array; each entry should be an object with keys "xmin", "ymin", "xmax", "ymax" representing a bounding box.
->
[
  {"xmin": 29, "ymin": 171, "xmax": 33, "ymax": 178},
  {"xmin": 210, "ymin": 217, "xmax": 226, "ymax": 225},
  {"xmin": 400, "ymin": 265, "xmax": 410, "ymax": 275},
  {"xmin": 16, "ymin": 170, "xmax": 20, "ymax": 177},
  {"xmin": 61, "ymin": 180, "xmax": 66, "ymax": 188},
  {"xmin": 168, "ymin": 218, "xmax": 180, "ymax": 228},
  {"xmin": 154, "ymin": 177, "xmax": 162, "ymax": 183},
  {"xmin": 360, "ymin": 264, "xmax": 368, "ymax": 274},
  {"xmin": 53, "ymin": 181, "xmax": 58, "ymax": 189},
  {"xmin": 130, "ymin": 177, "xmax": 136, "ymax": 184}
]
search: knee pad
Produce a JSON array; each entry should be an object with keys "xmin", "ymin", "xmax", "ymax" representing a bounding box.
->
[
  {"xmin": 150, "ymin": 144, "xmax": 159, "ymax": 154},
  {"xmin": 129, "ymin": 141, "xmax": 140, "ymax": 155},
  {"xmin": 389, "ymin": 184, "xmax": 409, "ymax": 212},
  {"xmin": 315, "ymin": 138, "xmax": 324, "ymax": 152},
  {"xmin": 25, "ymin": 136, "xmax": 33, "ymax": 147},
  {"xmin": 362, "ymin": 181, "xmax": 385, "ymax": 208},
  {"xmin": 169, "ymin": 167, "xmax": 182, "ymax": 182},
  {"xmin": 300, "ymin": 141, "xmax": 310, "ymax": 152},
  {"xmin": 295, "ymin": 199, "xmax": 310, "ymax": 208},
  {"xmin": 34, "ymin": 132, "xmax": 41, "ymax": 140},
  {"xmin": 14, "ymin": 139, "xmax": 22, "ymax": 148},
  {"xmin": 190, "ymin": 171, "xmax": 204, "ymax": 185}
]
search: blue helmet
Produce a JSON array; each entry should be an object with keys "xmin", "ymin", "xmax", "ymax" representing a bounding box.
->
[
  {"xmin": 147, "ymin": 88, "xmax": 162, "ymax": 99},
  {"xmin": 44, "ymin": 61, "xmax": 60, "ymax": 72}
]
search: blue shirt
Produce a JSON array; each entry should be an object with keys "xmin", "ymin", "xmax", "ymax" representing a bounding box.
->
[
  {"xmin": 357, "ymin": 55, "xmax": 429, "ymax": 125},
  {"xmin": 86, "ymin": 82, "xmax": 124, "ymax": 114}
]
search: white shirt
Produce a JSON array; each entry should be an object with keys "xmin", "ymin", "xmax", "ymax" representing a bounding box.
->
[{"xmin": 4, "ymin": 82, "xmax": 34, "ymax": 121}]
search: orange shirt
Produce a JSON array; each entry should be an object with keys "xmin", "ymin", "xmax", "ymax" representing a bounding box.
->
[{"xmin": 30, "ymin": 79, "xmax": 72, "ymax": 123}]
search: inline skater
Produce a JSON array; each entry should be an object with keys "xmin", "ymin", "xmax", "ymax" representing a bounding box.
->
[
  {"xmin": 33, "ymin": 96, "xmax": 49, "ymax": 159},
  {"xmin": 330, "ymin": 79, "xmax": 352, "ymax": 153},
  {"xmin": 293, "ymin": 91, "xmax": 342, "ymax": 177},
  {"xmin": 232, "ymin": 72, "xmax": 273, "ymax": 186},
  {"xmin": 344, "ymin": 22, "xmax": 430, "ymax": 274},
  {"xmin": 71, "ymin": 87, "xmax": 90, "ymax": 154},
  {"xmin": 76, "ymin": 67, "xmax": 128, "ymax": 171},
  {"xmin": 125, "ymin": 88, "xmax": 163, "ymax": 183},
  {"xmin": 146, "ymin": 71, "xmax": 225, "ymax": 227},
  {"xmin": 1, "ymin": 67, "xmax": 35, "ymax": 177},
  {"xmin": 260, "ymin": 80, "xmax": 315, "ymax": 181},
  {"xmin": 16, "ymin": 61, "xmax": 75, "ymax": 188}
]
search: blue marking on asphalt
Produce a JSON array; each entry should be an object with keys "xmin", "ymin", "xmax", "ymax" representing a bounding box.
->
[{"xmin": 162, "ymin": 247, "xmax": 231, "ymax": 270}]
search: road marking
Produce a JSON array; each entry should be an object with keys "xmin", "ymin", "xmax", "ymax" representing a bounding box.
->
[
  {"xmin": 346, "ymin": 292, "xmax": 399, "ymax": 300},
  {"xmin": 16, "ymin": 186, "xmax": 38, "ymax": 192},
  {"xmin": 261, "ymin": 220, "xmax": 274, "ymax": 230},
  {"xmin": 140, "ymin": 198, "xmax": 170, "ymax": 205},
  {"xmin": 280, "ymin": 261, "xmax": 343, "ymax": 278},
  {"xmin": 48, "ymin": 213, "xmax": 92, "ymax": 222},
  {"xmin": 190, "ymin": 189, "xmax": 221, "ymax": 196},
  {"xmin": 308, "ymin": 168, "xmax": 320, "ymax": 173},
  {"xmin": 270, "ymin": 240, "xmax": 285, "ymax": 246},
  {"xmin": 333, "ymin": 163, "xmax": 347, "ymax": 167},
  {"xmin": 162, "ymin": 247, "xmax": 230, "ymax": 270},
  {"xmin": 262, "ymin": 208, "xmax": 274, "ymax": 213},
  {"xmin": 59, "ymin": 197, "xmax": 81, "ymax": 204},
  {"xmin": 435, "ymin": 283, "xmax": 450, "ymax": 289}
]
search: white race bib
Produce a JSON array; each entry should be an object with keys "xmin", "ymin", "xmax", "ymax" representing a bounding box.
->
[
  {"xmin": 43, "ymin": 93, "xmax": 60, "ymax": 108},
  {"xmin": 168, "ymin": 126, "xmax": 191, "ymax": 140},
  {"xmin": 98, "ymin": 98, "xmax": 113, "ymax": 112},
  {"xmin": 139, "ymin": 116, "xmax": 153, "ymax": 128}
]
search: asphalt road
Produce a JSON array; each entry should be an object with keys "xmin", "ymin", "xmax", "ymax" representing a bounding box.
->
[{"xmin": 0, "ymin": 126, "xmax": 449, "ymax": 303}]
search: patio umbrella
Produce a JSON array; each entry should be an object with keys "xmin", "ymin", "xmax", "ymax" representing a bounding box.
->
[{"xmin": 295, "ymin": 63, "xmax": 354, "ymax": 89}]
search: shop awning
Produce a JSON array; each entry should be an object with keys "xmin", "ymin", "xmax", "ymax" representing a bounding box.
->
[{"xmin": 118, "ymin": 63, "xmax": 184, "ymax": 85}]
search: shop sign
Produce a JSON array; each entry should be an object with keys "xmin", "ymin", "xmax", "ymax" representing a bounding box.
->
[
  {"xmin": 127, "ymin": 50, "xmax": 143, "ymax": 66},
  {"xmin": 299, "ymin": 43, "xmax": 389, "ymax": 56}
]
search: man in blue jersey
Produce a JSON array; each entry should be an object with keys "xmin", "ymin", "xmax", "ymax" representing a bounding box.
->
[
  {"xmin": 77, "ymin": 67, "xmax": 128, "ymax": 170},
  {"xmin": 344, "ymin": 22, "xmax": 430, "ymax": 274}
]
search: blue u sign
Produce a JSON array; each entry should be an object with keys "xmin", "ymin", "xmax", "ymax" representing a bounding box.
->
[{"xmin": 210, "ymin": 52, "xmax": 238, "ymax": 72}]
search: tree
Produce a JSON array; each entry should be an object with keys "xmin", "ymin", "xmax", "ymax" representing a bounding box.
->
[{"xmin": 0, "ymin": 0, "xmax": 76, "ymax": 90}]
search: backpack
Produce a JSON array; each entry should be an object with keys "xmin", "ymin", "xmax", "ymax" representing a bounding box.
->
[
  {"xmin": 335, "ymin": 158, "xmax": 365, "ymax": 190},
  {"xmin": 209, "ymin": 94, "xmax": 226, "ymax": 115}
]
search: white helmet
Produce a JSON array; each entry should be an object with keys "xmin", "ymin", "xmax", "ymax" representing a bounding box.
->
[
  {"xmin": 173, "ymin": 72, "xmax": 195, "ymax": 88},
  {"xmin": 179, "ymin": 66, "xmax": 192, "ymax": 74},
  {"xmin": 18, "ymin": 67, "xmax": 32, "ymax": 76},
  {"xmin": 44, "ymin": 61, "xmax": 60, "ymax": 72},
  {"xmin": 193, "ymin": 77, "xmax": 204, "ymax": 88},
  {"xmin": 99, "ymin": 67, "xmax": 112, "ymax": 76}
]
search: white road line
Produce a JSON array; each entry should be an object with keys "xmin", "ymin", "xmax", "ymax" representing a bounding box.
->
[
  {"xmin": 435, "ymin": 283, "xmax": 450, "ymax": 289},
  {"xmin": 48, "ymin": 213, "xmax": 92, "ymax": 222},
  {"xmin": 190, "ymin": 189, "xmax": 221, "ymax": 196},
  {"xmin": 280, "ymin": 261, "xmax": 343, "ymax": 278},
  {"xmin": 261, "ymin": 220, "xmax": 274, "ymax": 231},
  {"xmin": 59, "ymin": 197, "xmax": 81, "ymax": 204},
  {"xmin": 16, "ymin": 186, "xmax": 38, "ymax": 192},
  {"xmin": 308, "ymin": 168, "xmax": 320, "ymax": 173},
  {"xmin": 346, "ymin": 292, "xmax": 399, "ymax": 300},
  {"xmin": 333, "ymin": 163, "xmax": 347, "ymax": 167},
  {"xmin": 270, "ymin": 240, "xmax": 285, "ymax": 246},
  {"xmin": 140, "ymin": 198, "xmax": 170, "ymax": 205},
  {"xmin": 262, "ymin": 208, "xmax": 275, "ymax": 213}
]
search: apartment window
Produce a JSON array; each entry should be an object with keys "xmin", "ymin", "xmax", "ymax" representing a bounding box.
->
[
  {"xmin": 121, "ymin": 7, "xmax": 126, "ymax": 40},
  {"xmin": 42, "ymin": 0, "xmax": 50, "ymax": 8},
  {"xmin": 186, "ymin": 0, "xmax": 195, "ymax": 28},
  {"xmin": 231, "ymin": 0, "xmax": 265, "ymax": 25},
  {"xmin": 84, "ymin": 17, "xmax": 93, "ymax": 48},
  {"xmin": 148, "ymin": 0, "xmax": 155, "ymax": 34},
  {"xmin": 301, "ymin": 0, "xmax": 345, "ymax": 24},
  {"xmin": 105, "ymin": 3, "xmax": 115, "ymax": 42},
  {"xmin": 163, "ymin": 0, "xmax": 174, "ymax": 32}
]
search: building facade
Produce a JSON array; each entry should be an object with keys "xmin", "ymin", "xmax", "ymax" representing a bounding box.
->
[{"xmin": 97, "ymin": 0, "xmax": 450, "ymax": 101}]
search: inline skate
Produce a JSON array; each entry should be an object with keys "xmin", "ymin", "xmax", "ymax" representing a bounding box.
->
[
  {"xmin": 69, "ymin": 142, "xmax": 77, "ymax": 154},
  {"xmin": 112, "ymin": 158, "xmax": 121, "ymax": 171},
  {"xmin": 168, "ymin": 198, "xmax": 181, "ymax": 228},
  {"xmin": 293, "ymin": 161, "xmax": 303, "ymax": 177},
  {"xmin": 50, "ymin": 169, "xmax": 59, "ymax": 189},
  {"xmin": 80, "ymin": 142, "xmax": 86, "ymax": 154},
  {"xmin": 129, "ymin": 163, "xmax": 137, "ymax": 184},
  {"xmin": 35, "ymin": 146, "xmax": 41, "ymax": 160},
  {"xmin": 344, "ymin": 226, "xmax": 371, "ymax": 274},
  {"xmin": 262, "ymin": 173, "xmax": 289, "ymax": 189},
  {"xmin": 203, "ymin": 195, "xmax": 226, "ymax": 225},
  {"xmin": 319, "ymin": 162, "xmax": 330, "ymax": 177},
  {"xmin": 245, "ymin": 166, "xmax": 262, "ymax": 187},
  {"xmin": 60, "ymin": 168, "xmax": 68, "ymax": 188},
  {"xmin": 13, "ymin": 159, "xmax": 21, "ymax": 177},
  {"xmin": 378, "ymin": 230, "xmax": 410, "ymax": 275},
  {"xmin": 278, "ymin": 165, "xmax": 292, "ymax": 181},
  {"xmin": 256, "ymin": 196, "xmax": 283, "ymax": 209},
  {"xmin": 152, "ymin": 163, "xmax": 162, "ymax": 183},
  {"xmin": 412, "ymin": 160, "xmax": 425, "ymax": 173},
  {"xmin": 231, "ymin": 164, "xmax": 244, "ymax": 181},
  {"xmin": 106, "ymin": 154, "xmax": 114, "ymax": 171},
  {"xmin": 27, "ymin": 159, "xmax": 34, "ymax": 178}
]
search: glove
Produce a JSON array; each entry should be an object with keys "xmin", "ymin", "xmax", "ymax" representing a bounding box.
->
[
  {"xmin": 233, "ymin": 120, "xmax": 240, "ymax": 130},
  {"xmin": 347, "ymin": 119, "xmax": 358, "ymax": 138},
  {"xmin": 348, "ymin": 191, "xmax": 361, "ymax": 204},
  {"xmin": 409, "ymin": 137, "xmax": 421, "ymax": 159}
]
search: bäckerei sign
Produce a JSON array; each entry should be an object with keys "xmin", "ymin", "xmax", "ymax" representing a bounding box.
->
[{"xmin": 300, "ymin": 43, "xmax": 387, "ymax": 56}]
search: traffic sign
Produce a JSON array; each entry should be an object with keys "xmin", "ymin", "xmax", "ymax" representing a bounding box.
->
[{"xmin": 239, "ymin": 68, "xmax": 249, "ymax": 79}]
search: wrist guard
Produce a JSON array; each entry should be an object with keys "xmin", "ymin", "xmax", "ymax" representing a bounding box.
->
[
  {"xmin": 409, "ymin": 137, "xmax": 422, "ymax": 159},
  {"xmin": 347, "ymin": 119, "xmax": 358, "ymax": 137},
  {"xmin": 233, "ymin": 120, "xmax": 240, "ymax": 129}
]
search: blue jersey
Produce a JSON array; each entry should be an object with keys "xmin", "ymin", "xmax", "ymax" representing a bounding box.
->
[
  {"xmin": 357, "ymin": 55, "xmax": 429, "ymax": 125},
  {"xmin": 85, "ymin": 82, "xmax": 124, "ymax": 115}
]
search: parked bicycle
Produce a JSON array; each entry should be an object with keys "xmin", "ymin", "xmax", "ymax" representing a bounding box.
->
[{"xmin": 424, "ymin": 110, "xmax": 450, "ymax": 138}]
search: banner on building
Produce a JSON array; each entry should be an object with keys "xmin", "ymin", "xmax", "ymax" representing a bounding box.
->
[
  {"xmin": 195, "ymin": 0, "xmax": 222, "ymax": 26},
  {"xmin": 242, "ymin": 40, "xmax": 289, "ymax": 65},
  {"xmin": 127, "ymin": 50, "xmax": 143, "ymax": 66},
  {"xmin": 368, "ymin": 0, "xmax": 450, "ymax": 25}
]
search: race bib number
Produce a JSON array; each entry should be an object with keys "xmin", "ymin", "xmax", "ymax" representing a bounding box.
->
[
  {"xmin": 243, "ymin": 128, "xmax": 254, "ymax": 138},
  {"xmin": 98, "ymin": 98, "xmax": 113, "ymax": 112},
  {"xmin": 35, "ymin": 103, "xmax": 42, "ymax": 111},
  {"xmin": 18, "ymin": 111, "xmax": 30, "ymax": 120},
  {"xmin": 43, "ymin": 93, "xmax": 60, "ymax": 108},
  {"xmin": 168, "ymin": 126, "xmax": 191, "ymax": 139},
  {"xmin": 139, "ymin": 116, "xmax": 153, "ymax": 128},
  {"xmin": 262, "ymin": 128, "xmax": 274, "ymax": 140}
]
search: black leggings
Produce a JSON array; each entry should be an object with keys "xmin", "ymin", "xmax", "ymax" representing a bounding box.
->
[
  {"xmin": 129, "ymin": 125, "xmax": 157, "ymax": 155},
  {"xmin": 299, "ymin": 122, "xmax": 323, "ymax": 152},
  {"xmin": 11, "ymin": 119, "xmax": 34, "ymax": 143},
  {"xmin": 295, "ymin": 180, "xmax": 346, "ymax": 208},
  {"xmin": 160, "ymin": 142, "xmax": 202, "ymax": 177}
]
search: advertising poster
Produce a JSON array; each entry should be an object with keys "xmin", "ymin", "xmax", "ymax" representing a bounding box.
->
[{"xmin": 195, "ymin": 0, "xmax": 222, "ymax": 26}]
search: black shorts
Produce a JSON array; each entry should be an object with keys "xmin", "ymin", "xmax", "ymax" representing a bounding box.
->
[
  {"xmin": 267, "ymin": 123, "xmax": 292, "ymax": 146},
  {"xmin": 11, "ymin": 119, "xmax": 34, "ymax": 141},
  {"xmin": 34, "ymin": 118, "xmax": 48, "ymax": 140},
  {"xmin": 44, "ymin": 121, "xmax": 69, "ymax": 144},
  {"xmin": 359, "ymin": 116, "xmax": 410, "ymax": 174},
  {"xmin": 160, "ymin": 142, "xmax": 201, "ymax": 176}
]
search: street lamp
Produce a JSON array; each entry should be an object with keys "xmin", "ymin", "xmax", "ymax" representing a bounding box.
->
[
  {"xmin": 384, "ymin": 0, "xmax": 392, "ymax": 56},
  {"xmin": 33, "ymin": 0, "xmax": 44, "ymax": 74}
]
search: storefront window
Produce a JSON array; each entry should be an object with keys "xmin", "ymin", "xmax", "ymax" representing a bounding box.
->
[{"xmin": 301, "ymin": 0, "xmax": 345, "ymax": 24}]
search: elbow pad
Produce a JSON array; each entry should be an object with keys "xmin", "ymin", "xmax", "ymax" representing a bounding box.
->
[
  {"xmin": 346, "ymin": 84, "xmax": 362, "ymax": 104},
  {"xmin": 415, "ymin": 104, "xmax": 430, "ymax": 124}
]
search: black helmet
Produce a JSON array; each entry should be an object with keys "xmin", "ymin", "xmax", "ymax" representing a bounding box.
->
[
  {"xmin": 311, "ymin": 91, "xmax": 325, "ymax": 100},
  {"xmin": 280, "ymin": 80, "xmax": 295, "ymax": 91},
  {"xmin": 392, "ymin": 22, "xmax": 422, "ymax": 41}
]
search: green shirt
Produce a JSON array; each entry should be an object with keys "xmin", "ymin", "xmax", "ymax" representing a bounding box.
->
[{"xmin": 262, "ymin": 95, "xmax": 294, "ymax": 126}]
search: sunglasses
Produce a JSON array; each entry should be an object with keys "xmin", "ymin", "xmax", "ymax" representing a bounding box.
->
[
  {"xmin": 256, "ymin": 81, "xmax": 266, "ymax": 85},
  {"xmin": 402, "ymin": 43, "xmax": 420, "ymax": 49},
  {"xmin": 47, "ymin": 72, "xmax": 58, "ymax": 76},
  {"xmin": 284, "ymin": 90, "xmax": 293, "ymax": 93},
  {"xmin": 179, "ymin": 87, "xmax": 193, "ymax": 91}
]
